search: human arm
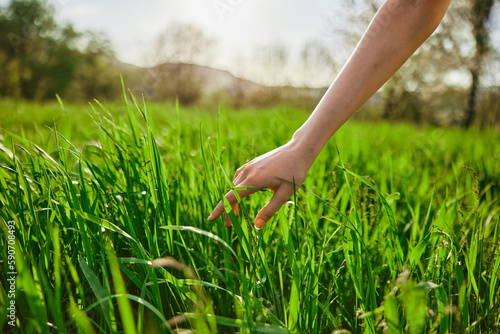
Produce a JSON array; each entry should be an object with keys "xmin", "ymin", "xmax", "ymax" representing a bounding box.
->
[{"xmin": 208, "ymin": 0, "xmax": 452, "ymax": 229}]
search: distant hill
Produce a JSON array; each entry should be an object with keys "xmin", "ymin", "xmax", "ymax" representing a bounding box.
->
[{"xmin": 129, "ymin": 62, "xmax": 328, "ymax": 109}]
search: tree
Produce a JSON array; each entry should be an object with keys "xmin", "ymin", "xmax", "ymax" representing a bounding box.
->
[
  {"xmin": 153, "ymin": 23, "xmax": 215, "ymax": 66},
  {"xmin": 251, "ymin": 43, "xmax": 290, "ymax": 86},
  {"xmin": 0, "ymin": 0, "xmax": 126, "ymax": 101},
  {"xmin": 0, "ymin": 0, "xmax": 57, "ymax": 99},
  {"xmin": 463, "ymin": 0, "xmax": 497, "ymax": 127},
  {"xmin": 298, "ymin": 40, "xmax": 337, "ymax": 88},
  {"xmin": 144, "ymin": 23, "xmax": 216, "ymax": 104},
  {"xmin": 334, "ymin": 0, "xmax": 498, "ymax": 127}
]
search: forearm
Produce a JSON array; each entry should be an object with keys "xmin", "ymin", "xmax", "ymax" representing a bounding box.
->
[{"xmin": 292, "ymin": 0, "xmax": 452, "ymax": 159}]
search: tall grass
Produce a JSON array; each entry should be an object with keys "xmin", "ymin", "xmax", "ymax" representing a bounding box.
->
[{"xmin": 0, "ymin": 93, "xmax": 499, "ymax": 333}]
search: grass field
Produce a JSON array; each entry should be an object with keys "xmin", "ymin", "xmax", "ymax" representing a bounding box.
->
[{"xmin": 0, "ymin": 93, "xmax": 499, "ymax": 334}]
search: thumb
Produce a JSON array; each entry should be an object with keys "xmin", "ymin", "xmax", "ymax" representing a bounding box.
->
[{"xmin": 255, "ymin": 184, "xmax": 294, "ymax": 229}]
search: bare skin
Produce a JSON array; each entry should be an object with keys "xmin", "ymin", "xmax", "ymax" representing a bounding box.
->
[{"xmin": 208, "ymin": 0, "xmax": 453, "ymax": 229}]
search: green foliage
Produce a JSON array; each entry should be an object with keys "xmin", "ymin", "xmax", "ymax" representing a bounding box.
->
[
  {"xmin": 0, "ymin": 97, "xmax": 499, "ymax": 333},
  {"xmin": 0, "ymin": 0, "xmax": 128, "ymax": 101}
]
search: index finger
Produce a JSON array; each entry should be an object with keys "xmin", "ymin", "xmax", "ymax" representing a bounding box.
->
[{"xmin": 207, "ymin": 186, "xmax": 257, "ymax": 221}]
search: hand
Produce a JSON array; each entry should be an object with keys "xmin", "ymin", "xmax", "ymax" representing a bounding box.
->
[{"xmin": 207, "ymin": 140, "xmax": 313, "ymax": 229}]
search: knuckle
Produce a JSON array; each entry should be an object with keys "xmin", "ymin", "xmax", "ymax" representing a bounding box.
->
[{"xmin": 236, "ymin": 164, "xmax": 247, "ymax": 174}]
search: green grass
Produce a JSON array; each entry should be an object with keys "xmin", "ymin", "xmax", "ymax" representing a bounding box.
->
[{"xmin": 0, "ymin": 94, "xmax": 499, "ymax": 333}]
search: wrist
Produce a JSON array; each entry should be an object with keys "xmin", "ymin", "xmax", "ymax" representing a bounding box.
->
[{"xmin": 288, "ymin": 130, "xmax": 323, "ymax": 164}]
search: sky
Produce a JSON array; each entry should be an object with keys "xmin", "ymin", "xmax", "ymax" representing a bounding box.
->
[
  {"xmin": 1, "ymin": 0, "xmax": 500, "ymax": 87},
  {"xmin": 39, "ymin": 0, "xmax": 349, "ymax": 86}
]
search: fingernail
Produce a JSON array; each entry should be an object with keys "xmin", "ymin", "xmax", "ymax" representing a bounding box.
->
[{"xmin": 255, "ymin": 218, "xmax": 265, "ymax": 229}]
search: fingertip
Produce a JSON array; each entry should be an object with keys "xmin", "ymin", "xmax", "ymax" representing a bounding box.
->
[
  {"xmin": 207, "ymin": 210, "xmax": 220, "ymax": 221},
  {"xmin": 224, "ymin": 213, "xmax": 232, "ymax": 227},
  {"xmin": 255, "ymin": 218, "xmax": 266, "ymax": 229},
  {"xmin": 208, "ymin": 201, "xmax": 225, "ymax": 221}
]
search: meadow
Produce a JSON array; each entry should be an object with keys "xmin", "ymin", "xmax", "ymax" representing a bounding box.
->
[{"xmin": 0, "ymin": 92, "xmax": 499, "ymax": 334}]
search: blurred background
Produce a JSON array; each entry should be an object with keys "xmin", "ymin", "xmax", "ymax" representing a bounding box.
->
[{"xmin": 0, "ymin": 0, "xmax": 499, "ymax": 128}]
